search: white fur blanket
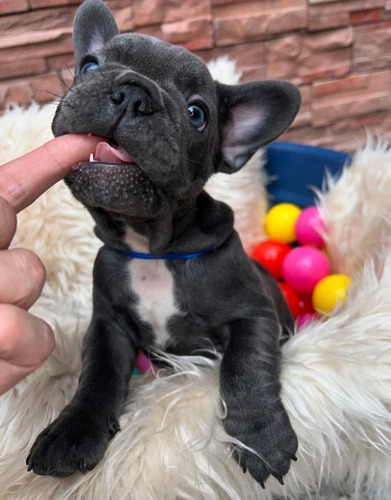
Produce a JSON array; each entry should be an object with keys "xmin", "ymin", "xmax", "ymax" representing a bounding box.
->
[{"xmin": 1, "ymin": 62, "xmax": 391, "ymax": 499}]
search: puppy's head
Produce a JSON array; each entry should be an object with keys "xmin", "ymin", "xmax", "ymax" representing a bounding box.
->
[{"xmin": 53, "ymin": 0, "xmax": 300, "ymax": 220}]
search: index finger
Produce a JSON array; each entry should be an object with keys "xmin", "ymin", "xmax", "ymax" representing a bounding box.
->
[{"xmin": 0, "ymin": 134, "xmax": 101, "ymax": 213}]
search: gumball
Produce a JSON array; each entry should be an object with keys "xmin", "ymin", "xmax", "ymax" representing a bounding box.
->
[
  {"xmin": 296, "ymin": 312, "xmax": 319, "ymax": 329},
  {"xmin": 294, "ymin": 206, "xmax": 326, "ymax": 248},
  {"xmin": 278, "ymin": 282, "xmax": 300, "ymax": 318},
  {"xmin": 252, "ymin": 240, "xmax": 291, "ymax": 279},
  {"xmin": 282, "ymin": 246, "xmax": 330, "ymax": 294},
  {"xmin": 312, "ymin": 274, "xmax": 352, "ymax": 315},
  {"xmin": 265, "ymin": 203, "xmax": 301, "ymax": 244}
]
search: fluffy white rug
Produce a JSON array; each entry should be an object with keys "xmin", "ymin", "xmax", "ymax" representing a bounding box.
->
[{"xmin": 1, "ymin": 61, "xmax": 391, "ymax": 500}]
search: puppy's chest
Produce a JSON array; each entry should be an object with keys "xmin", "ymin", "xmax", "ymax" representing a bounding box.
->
[{"xmin": 128, "ymin": 259, "xmax": 180, "ymax": 346}]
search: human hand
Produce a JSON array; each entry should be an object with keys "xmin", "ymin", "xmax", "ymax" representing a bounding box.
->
[{"xmin": 0, "ymin": 134, "xmax": 101, "ymax": 395}]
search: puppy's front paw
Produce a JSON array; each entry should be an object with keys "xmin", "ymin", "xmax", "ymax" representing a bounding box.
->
[
  {"xmin": 26, "ymin": 405, "xmax": 120, "ymax": 477},
  {"xmin": 224, "ymin": 403, "xmax": 298, "ymax": 488}
]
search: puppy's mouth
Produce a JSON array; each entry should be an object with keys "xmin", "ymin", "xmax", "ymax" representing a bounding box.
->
[
  {"xmin": 72, "ymin": 138, "xmax": 137, "ymax": 170},
  {"xmin": 94, "ymin": 140, "xmax": 135, "ymax": 164},
  {"xmin": 66, "ymin": 138, "xmax": 157, "ymax": 215}
]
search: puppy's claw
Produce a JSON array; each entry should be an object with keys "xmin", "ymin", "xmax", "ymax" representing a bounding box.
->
[
  {"xmin": 260, "ymin": 481, "xmax": 265, "ymax": 489},
  {"xmin": 79, "ymin": 458, "xmax": 88, "ymax": 473},
  {"xmin": 109, "ymin": 420, "xmax": 121, "ymax": 436},
  {"xmin": 290, "ymin": 454, "xmax": 298, "ymax": 462},
  {"xmin": 232, "ymin": 447, "xmax": 247, "ymax": 474},
  {"xmin": 275, "ymin": 475, "xmax": 284, "ymax": 486},
  {"xmin": 26, "ymin": 461, "xmax": 33, "ymax": 472}
]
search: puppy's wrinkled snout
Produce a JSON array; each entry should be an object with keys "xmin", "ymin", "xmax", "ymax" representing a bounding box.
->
[{"xmin": 111, "ymin": 84, "xmax": 153, "ymax": 115}]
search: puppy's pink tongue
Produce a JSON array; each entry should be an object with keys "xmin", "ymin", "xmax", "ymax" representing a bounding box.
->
[{"xmin": 95, "ymin": 142, "xmax": 135, "ymax": 164}]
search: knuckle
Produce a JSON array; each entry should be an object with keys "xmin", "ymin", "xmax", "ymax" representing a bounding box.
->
[{"xmin": 0, "ymin": 171, "xmax": 24, "ymax": 212}]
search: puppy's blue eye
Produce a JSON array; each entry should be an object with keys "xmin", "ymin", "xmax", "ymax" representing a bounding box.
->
[
  {"xmin": 80, "ymin": 60, "xmax": 99, "ymax": 76},
  {"xmin": 188, "ymin": 104, "xmax": 207, "ymax": 132}
]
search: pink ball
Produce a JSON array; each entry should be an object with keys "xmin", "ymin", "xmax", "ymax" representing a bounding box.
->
[
  {"xmin": 294, "ymin": 206, "xmax": 326, "ymax": 248},
  {"xmin": 282, "ymin": 246, "xmax": 330, "ymax": 293},
  {"xmin": 136, "ymin": 351, "xmax": 152, "ymax": 374},
  {"xmin": 296, "ymin": 312, "xmax": 319, "ymax": 329}
]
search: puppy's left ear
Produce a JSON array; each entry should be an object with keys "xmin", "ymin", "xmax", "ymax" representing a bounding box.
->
[{"xmin": 216, "ymin": 80, "xmax": 301, "ymax": 174}]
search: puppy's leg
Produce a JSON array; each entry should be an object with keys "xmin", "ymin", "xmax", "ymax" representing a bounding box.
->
[
  {"xmin": 220, "ymin": 313, "xmax": 297, "ymax": 487},
  {"xmin": 26, "ymin": 311, "xmax": 137, "ymax": 477}
]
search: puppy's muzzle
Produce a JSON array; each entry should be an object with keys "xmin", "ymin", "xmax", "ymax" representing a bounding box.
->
[{"xmin": 112, "ymin": 71, "xmax": 165, "ymax": 116}]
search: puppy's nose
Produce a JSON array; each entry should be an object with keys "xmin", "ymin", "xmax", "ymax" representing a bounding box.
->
[
  {"xmin": 111, "ymin": 84, "xmax": 153, "ymax": 115},
  {"xmin": 113, "ymin": 71, "xmax": 164, "ymax": 114}
]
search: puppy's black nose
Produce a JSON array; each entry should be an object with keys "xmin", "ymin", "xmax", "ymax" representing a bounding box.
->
[{"xmin": 111, "ymin": 84, "xmax": 153, "ymax": 115}]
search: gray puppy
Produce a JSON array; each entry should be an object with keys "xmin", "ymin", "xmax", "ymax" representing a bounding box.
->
[{"xmin": 27, "ymin": 0, "xmax": 301, "ymax": 488}]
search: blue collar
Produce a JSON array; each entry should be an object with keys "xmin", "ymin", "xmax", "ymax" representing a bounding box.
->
[{"xmin": 124, "ymin": 248, "xmax": 213, "ymax": 260}]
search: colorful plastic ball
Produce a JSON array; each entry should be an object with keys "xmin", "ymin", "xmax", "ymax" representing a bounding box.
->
[
  {"xmin": 278, "ymin": 282, "xmax": 300, "ymax": 318},
  {"xmin": 297, "ymin": 292, "xmax": 315, "ymax": 316},
  {"xmin": 312, "ymin": 274, "xmax": 352, "ymax": 315},
  {"xmin": 136, "ymin": 351, "xmax": 152, "ymax": 374},
  {"xmin": 282, "ymin": 246, "xmax": 330, "ymax": 294},
  {"xmin": 252, "ymin": 240, "xmax": 291, "ymax": 279},
  {"xmin": 296, "ymin": 312, "xmax": 319, "ymax": 329},
  {"xmin": 294, "ymin": 206, "xmax": 326, "ymax": 248},
  {"xmin": 265, "ymin": 203, "xmax": 301, "ymax": 244}
]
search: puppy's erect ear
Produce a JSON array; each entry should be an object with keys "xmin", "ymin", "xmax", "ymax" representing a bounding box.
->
[
  {"xmin": 216, "ymin": 80, "xmax": 301, "ymax": 174},
  {"xmin": 73, "ymin": 0, "xmax": 119, "ymax": 69}
]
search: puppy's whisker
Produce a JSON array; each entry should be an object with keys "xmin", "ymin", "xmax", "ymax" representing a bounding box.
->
[
  {"xmin": 55, "ymin": 70, "xmax": 73, "ymax": 93},
  {"xmin": 40, "ymin": 90, "xmax": 64, "ymax": 101},
  {"xmin": 66, "ymin": 63, "xmax": 75, "ymax": 79}
]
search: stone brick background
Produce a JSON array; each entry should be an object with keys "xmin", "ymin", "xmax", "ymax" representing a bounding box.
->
[{"xmin": 1, "ymin": 0, "xmax": 391, "ymax": 152}]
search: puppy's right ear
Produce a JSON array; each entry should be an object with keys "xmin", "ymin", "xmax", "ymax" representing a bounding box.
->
[{"xmin": 73, "ymin": 0, "xmax": 119, "ymax": 69}]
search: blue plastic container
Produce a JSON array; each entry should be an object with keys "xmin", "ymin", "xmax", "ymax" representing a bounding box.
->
[{"xmin": 264, "ymin": 142, "xmax": 352, "ymax": 208}]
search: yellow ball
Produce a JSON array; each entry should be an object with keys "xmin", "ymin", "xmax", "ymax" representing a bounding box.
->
[
  {"xmin": 312, "ymin": 274, "xmax": 352, "ymax": 315},
  {"xmin": 265, "ymin": 203, "xmax": 301, "ymax": 243}
]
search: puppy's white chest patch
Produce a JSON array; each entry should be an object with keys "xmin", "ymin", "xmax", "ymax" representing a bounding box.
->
[{"xmin": 128, "ymin": 258, "xmax": 179, "ymax": 347}]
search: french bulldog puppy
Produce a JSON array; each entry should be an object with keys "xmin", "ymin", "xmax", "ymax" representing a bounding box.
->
[{"xmin": 27, "ymin": 0, "xmax": 301, "ymax": 488}]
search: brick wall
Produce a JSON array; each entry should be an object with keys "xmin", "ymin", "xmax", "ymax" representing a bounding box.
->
[{"xmin": 1, "ymin": 0, "xmax": 390, "ymax": 152}]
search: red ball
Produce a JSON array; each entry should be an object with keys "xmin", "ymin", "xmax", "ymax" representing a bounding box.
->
[
  {"xmin": 278, "ymin": 282, "xmax": 300, "ymax": 318},
  {"xmin": 297, "ymin": 293, "xmax": 315, "ymax": 316},
  {"xmin": 252, "ymin": 240, "xmax": 291, "ymax": 279}
]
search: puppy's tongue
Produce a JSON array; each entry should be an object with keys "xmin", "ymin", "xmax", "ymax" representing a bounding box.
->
[{"xmin": 95, "ymin": 142, "xmax": 135, "ymax": 164}]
